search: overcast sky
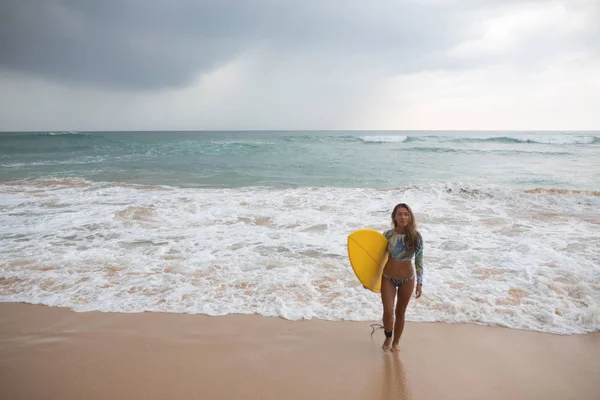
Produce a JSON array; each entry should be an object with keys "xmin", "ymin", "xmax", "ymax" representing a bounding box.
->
[{"xmin": 1, "ymin": 0, "xmax": 598, "ymax": 131}]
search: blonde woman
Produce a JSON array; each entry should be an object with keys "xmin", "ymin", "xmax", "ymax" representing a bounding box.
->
[{"xmin": 380, "ymin": 203, "xmax": 423, "ymax": 352}]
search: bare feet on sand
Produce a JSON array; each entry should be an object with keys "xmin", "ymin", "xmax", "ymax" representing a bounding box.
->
[
  {"xmin": 391, "ymin": 342, "xmax": 400, "ymax": 352},
  {"xmin": 382, "ymin": 337, "xmax": 392, "ymax": 352}
]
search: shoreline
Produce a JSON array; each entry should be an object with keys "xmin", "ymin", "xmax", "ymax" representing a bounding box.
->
[{"xmin": 1, "ymin": 303, "xmax": 599, "ymax": 400}]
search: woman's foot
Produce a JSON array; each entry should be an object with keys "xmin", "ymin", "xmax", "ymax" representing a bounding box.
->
[
  {"xmin": 382, "ymin": 337, "xmax": 392, "ymax": 352},
  {"xmin": 391, "ymin": 341, "xmax": 400, "ymax": 352}
]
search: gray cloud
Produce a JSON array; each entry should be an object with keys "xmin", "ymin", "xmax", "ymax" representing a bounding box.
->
[
  {"xmin": 0, "ymin": 0, "xmax": 255, "ymax": 90},
  {"xmin": 0, "ymin": 0, "xmax": 491, "ymax": 90},
  {"xmin": 1, "ymin": 0, "xmax": 598, "ymax": 96}
]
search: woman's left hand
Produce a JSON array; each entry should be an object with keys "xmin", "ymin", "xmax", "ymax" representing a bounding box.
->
[{"xmin": 415, "ymin": 284, "xmax": 422, "ymax": 298}]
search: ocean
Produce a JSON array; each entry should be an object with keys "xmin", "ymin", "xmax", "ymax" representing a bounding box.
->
[{"xmin": 1, "ymin": 130, "xmax": 599, "ymax": 334}]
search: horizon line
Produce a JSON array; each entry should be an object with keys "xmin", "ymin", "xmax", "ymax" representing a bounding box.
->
[{"xmin": 2, "ymin": 129, "xmax": 599, "ymax": 133}]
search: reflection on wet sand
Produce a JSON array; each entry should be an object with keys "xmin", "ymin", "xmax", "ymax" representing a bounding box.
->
[
  {"xmin": 378, "ymin": 354, "xmax": 412, "ymax": 400},
  {"xmin": 364, "ymin": 335, "xmax": 412, "ymax": 400}
]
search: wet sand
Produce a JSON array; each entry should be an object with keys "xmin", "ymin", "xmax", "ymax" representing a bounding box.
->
[{"xmin": 1, "ymin": 303, "xmax": 599, "ymax": 400}]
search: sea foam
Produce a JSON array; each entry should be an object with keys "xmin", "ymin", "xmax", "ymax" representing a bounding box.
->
[
  {"xmin": 358, "ymin": 135, "xmax": 409, "ymax": 143},
  {"xmin": 1, "ymin": 179, "xmax": 598, "ymax": 334}
]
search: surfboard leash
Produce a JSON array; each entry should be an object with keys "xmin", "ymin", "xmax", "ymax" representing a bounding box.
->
[{"xmin": 369, "ymin": 323, "xmax": 384, "ymax": 336}]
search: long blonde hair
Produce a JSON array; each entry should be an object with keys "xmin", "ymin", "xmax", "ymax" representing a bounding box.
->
[{"xmin": 391, "ymin": 203, "xmax": 419, "ymax": 252}]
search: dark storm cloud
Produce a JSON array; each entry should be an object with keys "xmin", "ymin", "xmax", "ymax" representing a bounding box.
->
[
  {"xmin": 0, "ymin": 0, "xmax": 478, "ymax": 90},
  {"xmin": 0, "ymin": 0, "xmax": 258, "ymax": 90},
  {"xmin": 1, "ymin": 0, "xmax": 597, "ymax": 91}
]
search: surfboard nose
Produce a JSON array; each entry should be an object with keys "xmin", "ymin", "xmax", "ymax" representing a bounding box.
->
[{"xmin": 347, "ymin": 229, "xmax": 388, "ymax": 293}]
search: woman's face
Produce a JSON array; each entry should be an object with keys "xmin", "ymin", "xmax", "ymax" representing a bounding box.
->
[{"xmin": 394, "ymin": 207, "xmax": 410, "ymax": 228}]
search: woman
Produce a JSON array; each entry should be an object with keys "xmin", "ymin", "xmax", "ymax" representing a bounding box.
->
[{"xmin": 380, "ymin": 203, "xmax": 423, "ymax": 352}]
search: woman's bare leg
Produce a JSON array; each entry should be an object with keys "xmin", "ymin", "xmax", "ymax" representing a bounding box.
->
[
  {"xmin": 380, "ymin": 277, "xmax": 396, "ymax": 352},
  {"xmin": 391, "ymin": 279, "xmax": 415, "ymax": 352}
]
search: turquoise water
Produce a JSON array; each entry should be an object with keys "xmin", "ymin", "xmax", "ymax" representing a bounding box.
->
[
  {"xmin": 2, "ymin": 130, "xmax": 599, "ymax": 189},
  {"xmin": 1, "ymin": 130, "xmax": 599, "ymax": 333}
]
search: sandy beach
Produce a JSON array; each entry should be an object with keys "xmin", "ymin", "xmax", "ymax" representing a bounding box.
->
[{"xmin": 0, "ymin": 303, "xmax": 598, "ymax": 400}]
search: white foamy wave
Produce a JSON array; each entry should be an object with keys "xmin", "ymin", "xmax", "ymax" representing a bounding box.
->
[
  {"xmin": 1, "ymin": 156, "xmax": 108, "ymax": 169},
  {"xmin": 1, "ymin": 181, "xmax": 599, "ymax": 334},
  {"xmin": 32, "ymin": 131, "xmax": 85, "ymax": 136},
  {"xmin": 2, "ymin": 177, "xmax": 93, "ymax": 189},
  {"xmin": 508, "ymin": 134, "xmax": 597, "ymax": 145},
  {"xmin": 1, "ymin": 161, "xmax": 58, "ymax": 168},
  {"xmin": 358, "ymin": 135, "xmax": 408, "ymax": 143}
]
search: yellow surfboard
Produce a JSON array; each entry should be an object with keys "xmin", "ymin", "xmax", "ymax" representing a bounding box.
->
[{"xmin": 347, "ymin": 229, "xmax": 389, "ymax": 293}]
